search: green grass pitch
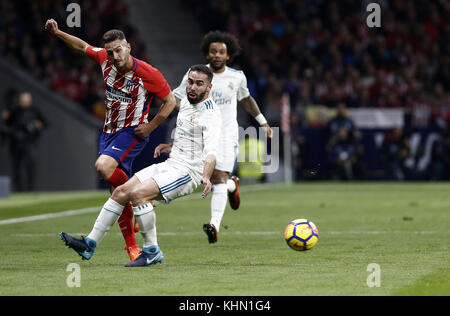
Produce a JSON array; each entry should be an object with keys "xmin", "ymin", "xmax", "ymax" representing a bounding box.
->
[{"xmin": 0, "ymin": 183, "xmax": 448, "ymax": 296}]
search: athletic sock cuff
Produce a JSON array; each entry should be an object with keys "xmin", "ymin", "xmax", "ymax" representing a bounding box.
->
[
  {"xmin": 104, "ymin": 198, "xmax": 125, "ymax": 215},
  {"xmin": 133, "ymin": 203, "xmax": 154, "ymax": 216}
]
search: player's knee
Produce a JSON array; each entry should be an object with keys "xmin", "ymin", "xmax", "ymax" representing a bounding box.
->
[
  {"xmin": 111, "ymin": 184, "xmax": 130, "ymax": 204},
  {"xmin": 129, "ymin": 187, "xmax": 147, "ymax": 206},
  {"xmin": 95, "ymin": 160, "xmax": 114, "ymax": 180}
]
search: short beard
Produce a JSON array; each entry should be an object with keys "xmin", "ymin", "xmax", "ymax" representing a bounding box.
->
[
  {"xmin": 187, "ymin": 90, "xmax": 207, "ymax": 104},
  {"xmin": 208, "ymin": 61, "xmax": 226, "ymax": 72}
]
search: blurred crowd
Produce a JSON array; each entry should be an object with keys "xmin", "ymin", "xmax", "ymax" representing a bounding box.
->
[
  {"xmin": 0, "ymin": 0, "xmax": 149, "ymax": 120},
  {"xmin": 185, "ymin": 0, "xmax": 450, "ymax": 181},
  {"xmin": 1, "ymin": 0, "xmax": 450, "ymax": 182},
  {"xmin": 321, "ymin": 103, "xmax": 450, "ymax": 182},
  {"xmin": 186, "ymin": 0, "xmax": 450, "ymax": 128}
]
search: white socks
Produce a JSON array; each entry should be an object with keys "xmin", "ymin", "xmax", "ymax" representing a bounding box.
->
[
  {"xmin": 226, "ymin": 178, "xmax": 236, "ymax": 193},
  {"xmin": 133, "ymin": 203, "xmax": 157, "ymax": 248},
  {"xmin": 210, "ymin": 184, "xmax": 228, "ymax": 231},
  {"xmin": 87, "ymin": 198, "xmax": 157, "ymax": 249},
  {"xmin": 88, "ymin": 198, "xmax": 124, "ymax": 244}
]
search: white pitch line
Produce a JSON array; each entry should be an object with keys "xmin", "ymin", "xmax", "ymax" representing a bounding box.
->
[
  {"xmin": 0, "ymin": 207, "xmax": 99, "ymax": 225},
  {"xmin": 0, "ymin": 184, "xmax": 278, "ymax": 226}
]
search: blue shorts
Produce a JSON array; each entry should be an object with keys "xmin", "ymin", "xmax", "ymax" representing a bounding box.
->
[{"xmin": 99, "ymin": 128, "xmax": 149, "ymax": 177}]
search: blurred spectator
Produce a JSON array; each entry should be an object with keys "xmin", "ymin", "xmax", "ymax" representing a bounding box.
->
[
  {"xmin": 290, "ymin": 110, "xmax": 306, "ymax": 181},
  {"xmin": 327, "ymin": 126, "xmax": 365, "ymax": 180},
  {"xmin": 430, "ymin": 127, "xmax": 450, "ymax": 180},
  {"xmin": 326, "ymin": 102, "xmax": 359, "ymax": 141},
  {"xmin": 380, "ymin": 127, "xmax": 415, "ymax": 180},
  {"xmin": 5, "ymin": 92, "xmax": 47, "ymax": 191},
  {"xmin": 0, "ymin": 88, "xmax": 17, "ymax": 142}
]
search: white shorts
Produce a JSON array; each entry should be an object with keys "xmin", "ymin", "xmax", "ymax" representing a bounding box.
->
[
  {"xmin": 135, "ymin": 160, "xmax": 200, "ymax": 204},
  {"xmin": 215, "ymin": 139, "xmax": 239, "ymax": 173}
]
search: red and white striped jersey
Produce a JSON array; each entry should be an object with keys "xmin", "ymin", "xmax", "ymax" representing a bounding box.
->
[{"xmin": 86, "ymin": 46, "xmax": 171, "ymax": 133}]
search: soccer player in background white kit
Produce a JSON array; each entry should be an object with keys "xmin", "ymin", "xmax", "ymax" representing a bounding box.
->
[
  {"xmin": 168, "ymin": 31, "xmax": 273, "ymax": 243},
  {"xmin": 60, "ymin": 65, "xmax": 221, "ymax": 267}
]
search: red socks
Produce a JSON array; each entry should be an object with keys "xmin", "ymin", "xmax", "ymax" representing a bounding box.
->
[
  {"xmin": 107, "ymin": 168, "xmax": 138, "ymax": 249},
  {"xmin": 117, "ymin": 203, "xmax": 138, "ymax": 248},
  {"xmin": 108, "ymin": 168, "xmax": 129, "ymax": 188}
]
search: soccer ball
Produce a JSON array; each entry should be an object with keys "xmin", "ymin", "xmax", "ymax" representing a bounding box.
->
[{"xmin": 284, "ymin": 219, "xmax": 319, "ymax": 251}]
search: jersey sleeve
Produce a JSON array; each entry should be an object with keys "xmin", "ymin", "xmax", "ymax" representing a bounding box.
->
[
  {"xmin": 85, "ymin": 46, "xmax": 108, "ymax": 66},
  {"xmin": 202, "ymin": 102, "xmax": 222, "ymax": 160},
  {"xmin": 138, "ymin": 62, "xmax": 171, "ymax": 100},
  {"xmin": 173, "ymin": 69, "xmax": 190, "ymax": 100},
  {"xmin": 237, "ymin": 72, "xmax": 251, "ymax": 101}
]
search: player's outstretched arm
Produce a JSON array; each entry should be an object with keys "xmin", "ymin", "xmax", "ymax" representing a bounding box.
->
[
  {"xmin": 134, "ymin": 92, "xmax": 177, "ymax": 138},
  {"xmin": 45, "ymin": 18, "xmax": 89, "ymax": 54},
  {"xmin": 240, "ymin": 96, "xmax": 273, "ymax": 139}
]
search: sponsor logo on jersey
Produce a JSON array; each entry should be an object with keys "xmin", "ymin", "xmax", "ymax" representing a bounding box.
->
[
  {"xmin": 211, "ymin": 91, "xmax": 231, "ymax": 105},
  {"xmin": 106, "ymin": 86, "xmax": 133, "ymax": 104}
]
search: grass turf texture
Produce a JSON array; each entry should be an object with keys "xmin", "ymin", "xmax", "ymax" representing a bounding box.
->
[{"xmin": 0, "ymin": 183, "xmax": 448, "ymax": 296}]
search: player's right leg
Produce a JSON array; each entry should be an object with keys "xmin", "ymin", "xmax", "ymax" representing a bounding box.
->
[{"xmin": 60, "ymin": 176, "xmax": 141, "ymax": 260}]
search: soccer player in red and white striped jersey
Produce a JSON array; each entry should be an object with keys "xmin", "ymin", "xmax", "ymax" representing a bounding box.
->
[{"xmin": 45, "ymin": 19, "xmax": 176, "ymax": 261}]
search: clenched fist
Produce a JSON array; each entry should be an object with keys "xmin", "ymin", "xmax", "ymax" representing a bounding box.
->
[{"xmin": 45, "ymin": 19, "xmax": 59, "ymax": 34}]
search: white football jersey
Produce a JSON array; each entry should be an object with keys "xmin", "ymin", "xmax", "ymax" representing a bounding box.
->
[
  {"xmin": 168, "ymin": 97, "xmax": 222, "ymax": 175},
  {"xmin": 173, "ymin": 65, "xmax": 250, "ymax": 145}
]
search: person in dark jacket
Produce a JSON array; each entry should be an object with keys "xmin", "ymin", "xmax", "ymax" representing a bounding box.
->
[{"xmin": 6, "ymin": 92, "xmax": 47, "ymax": 191}]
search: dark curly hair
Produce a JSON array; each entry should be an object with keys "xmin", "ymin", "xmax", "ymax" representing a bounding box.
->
[{"xmin": 200, "ymin": 31, "xmax": 242, "ymax": 62}]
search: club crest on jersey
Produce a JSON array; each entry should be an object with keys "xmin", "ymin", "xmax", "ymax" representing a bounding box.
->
[
  {"xmin": 228, "ymin": 82, "xmax": 234, "ymax": 90},
  {"xmin": 125, "ymin": 79, "xmax": 138, "ymax": 92}
]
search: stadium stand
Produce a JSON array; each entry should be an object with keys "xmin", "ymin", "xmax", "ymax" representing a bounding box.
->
[
  {"xmin": 0, "ymin": 0, "xmax": 149, "ymax": 119},
  {"xmin": 184, "ymin": 0, "xmax": 449, "ymax": 124},
  {"xmin": 183, "ymin": 0, "xmax": 450, "ymax": 180},
  {"xmin": 1, "ymin": 0, "xmax": 449, "ymax": 188}
]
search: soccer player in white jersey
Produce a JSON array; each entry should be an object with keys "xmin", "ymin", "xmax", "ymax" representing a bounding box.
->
[
  {"xmin": 170, "ymin": 31, "xmax": 273, "ymax": 243},
  {"xmin": 60, "ymin": 65, "xmax": 221, "ymax": 267}
]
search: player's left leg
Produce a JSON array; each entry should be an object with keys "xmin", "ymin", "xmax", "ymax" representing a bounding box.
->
[
  {"xmin": 125, "ymin": 178, "xmax": 164, "ymax": 267},
  {"xmin": 126, "ymin": 162, "xmax": 198, "ymax": 267},
  {"xmin": 205, "ymin": 170, "xmax": 229, "ymax": 243},
  {"xmin": 204, "ymin": 142, "xmax": 238, "ymax": 243}
]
